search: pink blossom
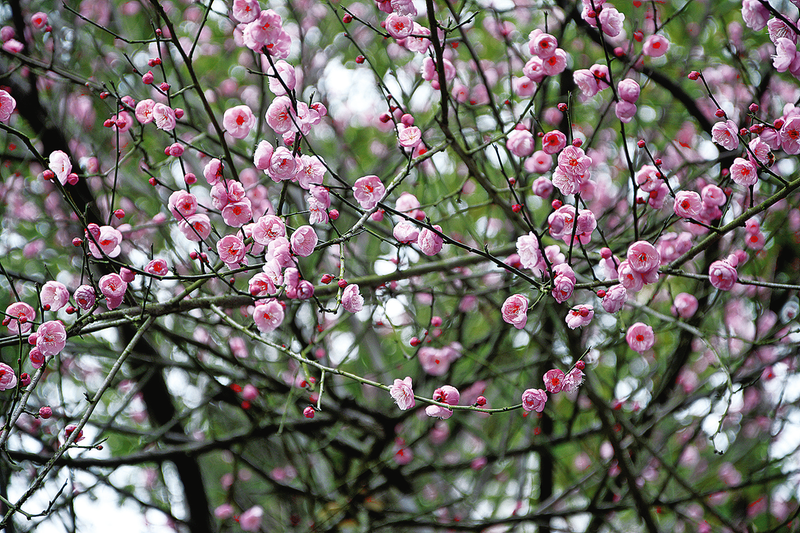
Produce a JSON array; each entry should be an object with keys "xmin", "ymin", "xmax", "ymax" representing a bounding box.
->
[
  {"xmin": 222, "ymin": 199, "xmax": 253, "ymax": 227},
  {"xmin": 521, "ymin": 388, "xmax": 547, "ymax": 412},
  {"xmin": 673, "ymin": 191, "xmax": 702, "ymax": 218},
  {"xmin": 253, "ymin": 300, "xmax": 284, "ymax": 332},
  {"xmin": 419, "ymin": 347, "xmax": 451, "ymax": 376},
  {"xmin": 152, "ymin": 103, "xmax": 176, "ymax": 131},
  {"xmin": 598, "ymin": 6, "xmax": 625, "ymax": 37},
  {"xmin": 626, "ymin": 322, "xmax": 655, "ymax": 353},
  {"xmin": 168, "ymin": 190, "xmax": 198, "ymax": 219},
  {"xmin": 768, "ymin": 16, "xmax": 796, "ymax": 44},
  {"xmin": 266, "ymin": 147, "xmax": 298, "ymax": 182},
  {"xmin": 574, "ymin": 68, "xmax": 604, "ymax": 97},
  {"xmin": 389, "ymin": 377, "xmax": 415, "ymax": 410},
  {"xmin": 49, "ymin": 150, "xmax": 72, "ymax": 185},
  {"xmin": 291, "ymin": 225, "xmax": 318, "ymax": 257},
  {"xmin": 232, "ymin": 0, "xmax": 260, "ymax": 23},
  {"xmin": 239, "ymin": 505, "xmax": 264, "ymax": 532},
  {"xmin": 565, "ymin": 305, "xmax": 593, "ymax": 329},
  {"xmin": 144, "ymin": 258, "xmax": 169, "ymax": 277},
  {"xmin": 30, "ymin": 12, "xmax": 48, "ymax": 29},
  {"xmin": 99, "ymin": 273, "xmax": 127, "ymax": 310},
  {"xmin": 541, "ymin": 130, "xmax": 566, "ymax": 154},
  {"xmin": 627, "ymin": 240, "xmax": 660, "ymax": 273},
  {"xmin": 267, "ymin": 60, "xmax": 296, "ymax": 96},
  {"xmin": 398, "ymin": 125, "xmax": 422, "ymax": 148},
  {"xmin": 602, "ymin": 284, "xmax": 627, "ymax": 313},
  {"xmin": 134, "ymin": 99, "xmax": 155, "ymax": 124},
  {"xmin": 253, "ymin": 140, "xmax": 274, "ymax": 170},
  {"xmin": 523, "ymin": 56, "xmax": 545, "ymax": 83},
  {"xmin": 393, "ymin": 220, "xmax": 419, "ymax": 243},
  {"xmin": 36, "ymin": 320, "xmax": 67, "ymax": 356},
  {"xmin": 748, "ymin": 136, "xmax": 771, "ymax": 166},
  {"xmin": 531, "ymin": 175, "xmax": 554, "ymax": 195},
  {"xmin": 41, "ymin": 281, "xmax": 70, "ymax": 312},
  {"xmin": 178, "ymin": 214, "xmax": 212, "ymax": 242},
  {"xmin": 712, "ymin": 120, "xmax": 739, "ymax": 151},
  {"xmin": 86, "ymin": 225, "xmax": 123, "ymax": 259},
  {"xmin": 222, "ymin": 105, "xmax": 256, "ymax": 139},
  {"xmin": 617, "ymin": 79, "xmax": 641, "ymax": 103},
  {"xmin": 417, "ymin": 225, "xmax": 444, "ymax": 255},
  {"xmin": 541, "ymin": 48, "xmax": 568, "ymax": 76},
  {"xmin": 709, "ymin": 259, "xmax": 738, "ymax": 290},
  {"xmin": 74, "ymin": 285, "xmax": 96, "ymax": 310},
  {"xmin": 557, "ymin": 145, "xmax": 592, "ymax": 179},
  {"xmin": 552, "ymin": 271, "xmax": 575, "ymax": 303},
  {"xmin": 742, "ymin": 0, "xmax": 769, "ymax": 30},
  {"xmin": 635, "ymin": 165, "xmax": 662, "ymax": 192},
  {"xmin": 516, "ymin": 232, "xmax": 542, "ymax": 269},
  {"xmin": 342, "ymin": 284, "xmax": 364, "ymax": 313},
  {"xmin": 0, "ymin": 363, "xmax": 17, "ymax": 391},
  {"xmin": 502, "ymin": 294, "xmax": 529, "ymax": 329},
  {"xmin": 0, "ymin": 89, "xmax": 16, "ymax": 122},
  {"xmin": 642, "ymin": 34, "xmax": 670, "ymax": 57},
  {"xmin": 780, "ymin": 116, "xmax": 800, "ymax": 154},
  {"xmin": 29, "ymin": 348, "xmax": 45, "ymax": 369},
  {"xmin": 353, "ymin": 175, "xmax": 385, "ymax": 210},
  {"xmin": 543, "ymin": 369, "xmax": 565, "ymax": 393},
  {"xmin": 386, "ymin": 13, "xmax": 413, "ymax": 38},
  {"xmin": 529, "ymin": 30, "xmax": 558, "ymax": 59},
  {"xmin": 562, "ymin": 367, "xmax": 585, "ymax": 393},
  {"xmin": 249, "ymin": 272, "xmax": 277, "ymax": 297},
  {"xmin": 252, "ymin": 215, "xmax": 286, "ymax": 245},
  {"xmin": 403, "ymin": 23, "xmax": 430, "ymax": 54},
  {"xmin": 773, "ymin": 38, "xmax": 800, "ymax": 75},
  {"xmin": 617, "ymin": 260, "xmax": 644, "ymax": 292},
  {"xmin": 426, "ymin": 385, "xmax": 459, "ymax": 418},
  {"xmin": 265, "ymin": 95, "xmax": 295, "ymax": 134},
  {"xmin": 701, "ymin": 184, "xmax": 726, "ymax": 207},
  {"xmin": 216, "ymin": 234, "xmax": 246, "ymax": 265},
  {"xmin": 506, "ymin": 128, "xmax": 535, "ymax": 157},
  {"xmin": 730, "ymin": 158, "xmax": 758, "ymax": 186},
  {"xmin": 296, "ymin": 155, "xmax": 326, "ymax": 189},
  {"xmin": 672, "ymin": 293, "xmax": 699, "ymax": 318},
  {"xmin": 5, "ymin": 302, "xmax": 35, "ymax": 334},
  {"xmin": 214, "ymin": 504, "xmax": 234, "ymax": 520},
  {"xmin": 513, "ymin": 76, "xmax": 537, "ymax": 97},
  {"xmin": 203, "ymin": 158, "xmax": 223, "ymax": 185},
  {"xmin": 615, "ymin": 101, "xmax": 637, "ymax": 123}
]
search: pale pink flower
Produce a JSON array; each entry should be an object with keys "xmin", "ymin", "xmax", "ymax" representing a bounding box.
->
[
  {"xmin": 342, "ymin": 284, "xmax": 364, "ymax": 313},
  {"xmin": 291, "ymin": 225, "xmax": 318, "ymax": 257},
  {"xmin": 541, "ymin": 130, "xmax": 566, "ymax": 154},
  {"xmin": 240, "ymin": 505, "xmax": 264, "ymax": 532},
  {"xmin": 425, "ymin": 385, "xmax": 459, "ymax": 419},
  {"xmin": 389, "ymin": 377, "xmax": 415, "ymax": 410},
  {"xmin": 403, "ymin": 23, "xmax": 430, "ymax": 54},
  {"xmin": 768, "ymin": 16, "xmax": 796, "ymax": 44},
  {"xmin": 0, "ymin": 89, "xmax": 16, "ymax": 122},
  {"xmin": 99, "ymin": 273, "xmax": 127, "ymax": 310},
  {"xmin": 178, "ymin": 214, "xmax": 212, "ymax": 242},
  {"xmin": 152, "ymin": 103, "xmax": 176, "ymax": 131},
  {"xmin": 602, "ymin": 284, "xmax": 627, "ymax": 313},
  {"xmin": 0, "ymin": 363, "xmax": 17, "ymax": 391},
  {"xmin": 393, "ymin": 220, "xmax": 419, "ymax": 243},
  {"xmin": 41, "ymin": 281, "xmax": 70, "ymax": 312},
  {"xmin": 712, "ymin": 120, "xmax": 739, "ymax": 151},
  {"xmin": 36, "ymin": 320, "xmax": 67, "ymax": 356},
  {"xmin": 635, "ymin": 165, "xmax": 662, "ymax": 192},
  {"xmin": 419, "ymin": 347, "xmax": 451, "ymax": 376},
  {"xmin": 780, "ymin": 116, "xmax": 800, "ymax": 154},
  {"xmin": 249, "ymin": 272, "xmax": 277, "ymax": 297},
  {"xmin": 265, "ymin": 95, "xmax": 295, "ymax": 134},
  {"xmin": 673, "ymin": 191, "xmax": 702, "ymax": 218},
  {"xmin": 672, "ymin": 293, "xmax": 699, "ymax": 318},
  {"xmin": 521, "ymin": 388, "xmax": 547, "ymax": 412},
  {"xmin": 214, "ymin": 504, "xmax": 234, "ymax": 520},
  {"xmin": 266, "ymin": 147, "xmax": 298, "ymax": 182},
  {"xmin": 701, "ymin": 184, "xmax": 726, "ymax": 207},
  {"xmin": 742, "ymin": 0, "xmax": 769, "ymax": 30},
  {"xmin": 353, "ymin": 175, "xmax": 385, "ymax": 210},
  {"xmin": 730, "ymin": 158, "xmax": 758, "ymax": 186},
  {"xmin": 516, "ymin": 232, "xmax": 542, "ymax": 270},
  {"xmin": 222, "ymin": 105, "xmax": 256, "ymax": 139},
  {"xmin": 222, "ymin": 199, "xmax": 253, "ymax": 227},
  {"xmin": 253, "ymin": 300, "xmax": 284, "ymax": 332},
  {"xmin": 748, "ymin": 136, "xmax": 771, "ymax": 166},
  {"xmin": 386, "ymin": 13, "xmax": 413, "ymax": 38},
  {"xmin": 134, "ymin": 99, "xmax": 155, "ymax": 124},
  {"xmin": 501, "ymin": 294, "xmax": 529, "ymax": 329},
  {"xmin": 5, "ymin": 302, "xmax": 35, "ymax": 334},
  {"xmin": 552, "ymin": 271, "xmax": 575, "ymax": 303},
  {"xmin": 398, "ymin": 125, "xmax": 422, "ymax": 148},
  {"xmin": 709, "ymin": 259, "xmax": 738, "ymax": 290},
  {"xmin": 267, "ymin": 60, "xmax": 296, "ymax": 96},
  {"xmin": 530, "ymin": 174, "xmax": 554, "ymax": 194},
  {"xmin": 74, "ymin": 285, "xmax": 95, "ymax": 310},
  {"xmin": 506, "ymin": 128, "xmax": 535, "ymax": 157},
  {"xmin": 642, "ymin": 34, "xmax": 670, "ymax": 57},
  {"xmin": 295, "ymin": 154, "xmax": 326, "ymax": 189},
  {"xmin": 417, "ymin": 225, "xmax": 444, "ymax": 255},
  {"xmin": 523, "ymin": 56, "xmax": 545, "ymax": 83},
  {"xmin": 529, "ymin": 30, "xmax": 558, "ymax": 59},
  {"xmin": 254, "ymin": 140, "xmax": 274, "ymax": 170},
  {"xmin": 557, "ymin": 145, "xmax": 592, "ymax": 178},
  {"xmin": 144, "ymin": 258, "xmax": 169, "ymax": 277},
  {"xmin": 615, "ymin": 101, "xmax": 637, "ymax": 123},
  {"xmin": 565, "ymin": 305, "xmax": 593, "ymax": 329},
  {"xmin": 617, "ymin": 260, "xmax": 644, "ymax": 292},
  {"xmin": 252, "ymin": 215, "xmax": 286, "ymax": 245},
  {"xmin": 574, "ymin": 69, "xmax": 602, "ymax": 97},
  {"xmin": 543, "ymin": 369, "xmax": 565, "ymax": 393},
  {"xmin": 49, "ymin": 150, "xmax": 72, "ymax": 185},
  {"xmin": 626, "ymin": 322, "xmax": 655, "ymax": 353},
  {"xmin": 87, "ymin": 225, "xmax": 123, "ymax": 259},
  {"xmin": 232, "ymin": 0, "xmax": 260, "ymax": 23},
  {"xmin": 627, "ymin": 240, "xmax": 660, "ymax": 273},
  {"xmin": 773, "ymin": 38, "xmax": 800, "ymax": 75},
  {"xmin": 541, "ymin": 48, "xmax": 568, "ymax": 76},
  {"xmin": 598, "ymin": 6, "xmax": 625, "ymax": 37},
  {"xmin": 617, "ymin": 79, "xmax": 640, "ymax": 103},
  {"xmin": 216, "ymin": 234, "xmax": 246, "ymax": 265},
  {"xmin": 203, "ymin": 158, "xmax": 223, "ymax": 185},
  {"xmin": 168, "ymin": 190, "xmax": 198, "ymax": 219},
  {"xmin": 562, "ymin": 367, "xmax": 585, "ymax": 393},
  {"xmin": 513, "ymin": 76, "xmax": 537, "ymax": 97}
]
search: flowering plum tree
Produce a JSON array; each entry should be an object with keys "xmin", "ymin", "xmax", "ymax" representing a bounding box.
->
[{"xmin": 1, "ymin": 0, "xmax": 800, "ymax": 532}]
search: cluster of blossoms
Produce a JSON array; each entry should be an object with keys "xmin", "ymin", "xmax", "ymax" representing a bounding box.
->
[
  {"xmin": 391, "ymin": 191, "xmax": 445, "ymax": 256},
  {"xmin": 521, "ymin": 363, "xmax": 586, "ymax": 413}
]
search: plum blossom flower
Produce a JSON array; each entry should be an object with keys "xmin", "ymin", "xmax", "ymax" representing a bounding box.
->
[
  {"xmin": 0, "ymin": 89, "xmax": 16, "ymax": 122},
  {"xmin": 602, "ymin": 284, "xmax": 627, "ymax": 313},
  {"xmin": 709, "ymin": 258, "xmax": 738, "ymax": 290},
  {"xmin": 615, "ymin": 101, "xmax": 637, "ymax": 123},
  {"xmin": 222, "ymin": 105, "xmax": 256, "ymax": 139},
  {"xmin": 144, "ymin": 259, "xmax": 169, "ymax": 277},
  {"xmin": 266, "ymin": 147, "xmax": 298, "ymax": 182},
  {"xmin": 393, "ymin": 220, "xmax": 419, "ymax": 243},
  {"xmin": 99, "ymin": 273, "xmax": 127, "ymax": 310},
  {"xmin": 523, "ymin": 56, "xmax": 546, "ymax": 83},
  {"xmin": 529, "ymin": 30, "xmax": 558, "ymax": 59},
  {"xmin": 265, "ymin": 96, "xmax": 295, "ymax": 134},
  {"xmin": 240, "ymin": 506, "xmax": 264, "ymax": 532},
  {"xmin": 521, "ymin": 388, "xmax": 547, "ymax": 412},
  {"xmin": 73, "ymin": 285, "xmax": 95, "ymax": 310},
  {"xmin": 418, "ymin": 347, "xmax": 452, "ymax": 376},
  {"xmin": 618, "ymin": 79, "xmax": 641, "ymax": 103},
  {"xmin": 49, "ymin": 150, "xmax": 72, "ymax": 185},
  {"xmin": 562, "ymin": 367, "xmax": 585, "ymax": 393},
  {"xmin": 178, "ymin": 214, "xmax": 212, "ymax": 242},
  {"xmin": 541, "ymin": 48, "xmax": 568, "ymax": 76},
  {"xmin": 353, "ymin": 175, "xmax": 385, "ymax": 210},
  {"xmin": 232, "ymin": 0, "xmax": 260, "ymax": 23},
  {"xmin": 552, "ymin": 264, "xmax": 576, "ymax": 303},
  {"xmin": 643, "ymin": 34, "xmax": 670, "ymax": 57},
  {"xmin": 742, "ymin": 0, "xmax": 769, "ymax": 30},
  {"xmin": 506, "ymin": 128, "xmax": 535, "ymax": 157},
  {"xmin": 617, "ymin": 260, "xmax": 644, "ymax": 292},
  {"xmin": 730, "ymin": 158, "xmax": 758, "ymax": 186},
  {"xmin": 342, "ymin": 284, "xmax": 364, "ymax": 313},
  {"xmin": 780, "ymin": 116, "xmax": 800, "ymax": 155},
  {"xmin": 252, "ymin": 215, "xmax": 286, "ymax": 245},
  {"xmin": 565, "ymin": 305, "xmax": 593, "ymax": 329},
  {"xmin": 627, "ymin": 240, "xmax": 660, "ymax": 273},
  {"xmin": 773, "ymin": 38, "xmax": 800, "ymax": 76},
  {"xmin": 222, "ymin": 200, "xmax": 252, "ymax": 227},
  {"xmin": 426, "ymin": 385, "xmax": 459, "ymax": 419},
  {"xmin": 267, "ymin": 60, "xmax": 296, "ymax": 96},
  {"xmin": 543, "ymin": 369, "xmax": 565, "ymax": 393},
  {"xmin": 541, "ymin": 130, "xmax": 566, "ymax": 154},
  {"xmin": 417, "ymin": 225, "xmax": 444, "ymax": 255},
  {"xmin": 36, "ymin": 320, "xmax": 67, "ymax": 356},
  {"xmin": 502, "ymin": 294, "xmax": 529, "ymax": 329},
  {"xmin": 134, "ymin": 99, "xmax": 155, "ymax": 124},
  {"xmin": 626, "ymin": 322, "xmax": 655, "ymax": 353},
  {"xmin": 672, "ymin": 293, "xmax": 699, "ymax": 318},
  {"xmin": 41, "ymin": 281, "xmax": 70, "ymax": 312},
  {"xmin": 5, "ymin": 302, "xmax": 35, "ymax": 334},
  {"xmin": 635, "ymin": 165, "xmax": 662, "ymax": 193},
  {"xmin": 712, "ymin": 120, "xmax": 739, "ymax": 151},
  {"xmin": 386, "ymin": 13, "xmax": 413, "ymax": 38},
  {"xmin": 216, "ymin": 234, "xmax": 246, "ymax": 266},
  {"xmin": 516, "ymin": 232, "xmax": 542, "ymax": 270},
  {"xmin": 253, "ymin": 140, "xmax": 274, "ymax": 170},
  {"xmin": 253, "ymin": 300, "xmax": 284, "ymax": 332},
  {"xmin": 598, "ymin": 6, "xmax": 625, "ymax": 37},
  {"xmin": 86, "ymin": 225, "xmax": 123, "ymax": 259},
  {"xmin": 152, "ymin": 103, "xmax": 176, "ymax": 131},
  {"xmin": 168, "ymin": 190, "xmax": 197, "ymax": 219},
  {"xmin": 0, "ymin": 363, "xmax": 17, "ymax": 391},
  {"xmin": 397, "ymin": 125, "xmax": 422, "ymax": 148},
  {"xmin": 673, "ymin": 191, "xmax": 702, "ymax": 218},
  {"xmin": 389, "ymin": 377, "xmax": 415, "ymax": 410},
  {"xmin": 291, "ymin": 225, "xmax": 318, "ymax": 257}
]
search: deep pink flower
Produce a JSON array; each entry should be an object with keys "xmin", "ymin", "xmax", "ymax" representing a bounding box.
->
[
  {"xmin": 342, "ymin": 284, "xmax": 364, "ymax": 313},
  {"xmin": 709, "ymin": 259, "xmax": 738, "ymax": 290},
  {"xmin": 615, "ymin": 101, "xmax": 637, "ymax": 123},
  {"xmin": 635, "ymin": 165, "xmax": 662, "ymax": 192},
  {"xmin": 144, "ymin": 259, "xmax": 169, "ymax": 277},
  {"xmin": 73, "ymin": 285, "xmax": 96, "ymax": 310},
  {"xmin": 543, "ymin": 369, "xmax": 565, "ymax": 393},
  {"xmin": 291, "ymin": 225, "xmax": 318, "ymax": 257},
  {"xmin": 626, "ymin": 322, "xmax": 655, "ymax": 353},
  {"xmin": 168, "ymin": 190, "xmax": 198, "ymax": 219},
  {"xmin": 674, "ymin": 191, "xmax": 702, "ymax": 218},
  {"xmin": 386, "ymin": 13, "xmax": 413, "ymax": 38},
  {"xmin": 541, "ymin": 48, "xmax": 568, "ymax": 76},
  {"xmin": 29, "ymin": 348, "xmax": 45, "ymax": 369},
  {"xmin": 565, "ymin": 305, "xmax": 594, "ymax": 329},
  {"xmin": 232, "ymin": 0, "xmax": 260, "ymax": 23},
  {"xmin": 617, "ymin": 79, "xmax": 640, "ymax": 103},
  {"xmin": 253, "ymin": 300, "xmax": 284, "ymax": 332},
  {"xmin": 99, "ymin": 273, "xmax": 127, "ymax": 310},
  {"xmin": 523, "ymin": 56, "xmax": 545, "ymax": 83},
  {"xmin": 557, "ymin": 145, "xmax": 592, "ymax": 178},
  {"xmin": 432, "ymin": 385, "xmax": 460, "ymax": 405},
  {"xmin": 617, "ymin": 260, "xmax": 644, "ymax": 292},
  {"xmin": 216, "ymin": 234, "xmax": 246, "ymax": 265},
  {"xmin": 0, "ymin": 89, "xmax": 16, "ymax": 122},
  {"xmin": 36, "ymin": 320, "xmax": 67, "ymax": 356},
  {"xmin": 253, "ymin": 140, "xmax": 274, "ymax": 170},
  {"xmin": 502, "ymin": 294, "xmax": 529, "ymax": 329},
  {"xmin": 178, "ymin": 214, "xmax": 212, "ymax": 242},
  {"xmin": 712, "ymin": 120, "xmax": 739, "ymax": 151},
  {"xmin": 562, "ymin": 367, "xmax": 585, "ymax": 393},
  {"xmin": 417, "ymin": 225, "xmax": 444, "ymax": 255},
  {"xmin": 389, "ymin": 377, "xmax": 415, "ymax": 410},
  {"xmin": 643, "ymin": 34, "xmax": 670, "ymax": 57},
  {"xmin": 701, "ymin": 184, "xmax": 726, "ymax": 207},
  {"xmin": 41, "ymin": 281, "xmax": 70, "ymax": 312},
  {"xmin": 541, "ymin": 130, "xmax": 566, "ymax": 154},
  {"xmin": 552, "ymin": 273, "xmax": 575, "ymax": 303},
  {"xmin": 252, "ymin": 214, "xmax": 286, "ymax": 245},
  {"xmin": 627, "ymin": 241, "xmax": 660, "ymax": 273},
  {"xmin": 353, "ymin": 175, "xmax": 385, "ymax": 210},
  {"xmin": 5, "ymin": 302, "xmax": 35, "ymax": 334},
  {"xmin": 601, "ymin": 284, "xmax": 627, "ymax": 313},
  {"xmin": 222, "ymin": 199, "xmax": 253, "ymax": 227},
  {"xmin": 730, "ymin": 158, "xmax": 758, "ymax": 186},
  {"xmin": 0, "ymin": 363, "xmax": 17, "ymax": 391},
  {"xmin": 223, "ymin": 105, "xmax": 255, "ymax": 139},
  {"xmin": 203, "ymin": 158, "xmax": 223, "ymax": 185},
  {"xmin": 780, "ymin": 116, "xmax": 800, "ymax": 154},
  {"xmin": 265, "ymin": 95, "xmax": 295, "ymax": 134},
  {"xmin": 529, "ymin": 30, "xmax": 558, "ymax": 59},
  {"xmin": 672, "ymin": 293, "xmax": 699, "ymax": 318},
  {"xmin": 521, "ymin": 388, "xmax": 547, "ymax": 412}
]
